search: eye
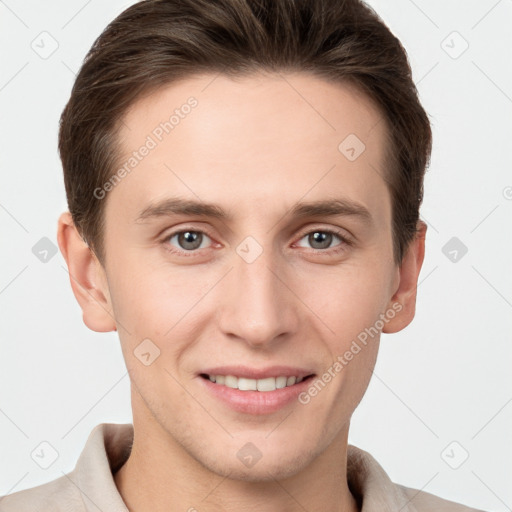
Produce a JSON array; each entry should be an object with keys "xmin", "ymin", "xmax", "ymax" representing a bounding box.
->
[
  {"xmin": 295, "ymin": 229, "xmax": 351, "ymax": 253},
  {"xmin": 160, "ymin": 226, "xmax": 352, "ymax": 258},
  {"xmin": 163, "ymin": 229, "xmax": 213, "ymax": 254}
]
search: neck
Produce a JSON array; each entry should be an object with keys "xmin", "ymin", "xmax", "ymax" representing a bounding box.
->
[{"xmin": 114, "ymin": 394, "xmax": 360, "ymax": 512}]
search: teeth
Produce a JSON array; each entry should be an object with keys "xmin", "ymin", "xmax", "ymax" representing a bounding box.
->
[
  {"xmin": 224, "ymin": 375, "xmax": 238, "ymax": 389},
  {"xmin": 207, "ymin": 374, "xmax": 305, "ymax": 392},
  {"xmin": 275, "ymin": 376, "xmax": 287, "ymax": 389},
  {"xmin": 238, "ymin": 377, "xmax": 257, "ymax": 391},
  {"xmin": 257, "ymin": 377, "xmax": 276, "ymax": 392}
]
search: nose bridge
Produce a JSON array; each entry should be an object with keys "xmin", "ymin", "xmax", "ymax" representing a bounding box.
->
[{"xmin": 218, "ymin": 237, "xmax": 297, "ymax": 346}]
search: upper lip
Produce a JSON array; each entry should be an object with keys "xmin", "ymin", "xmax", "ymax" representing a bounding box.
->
[{"xmin": 200, "ymin": 365, "xmax": 315, "ymax": 380}]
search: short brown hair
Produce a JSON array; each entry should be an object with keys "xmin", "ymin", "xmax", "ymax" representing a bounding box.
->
[{"xmin": 58, "ymin": 0, "xmax": 432, "ymax": 266}]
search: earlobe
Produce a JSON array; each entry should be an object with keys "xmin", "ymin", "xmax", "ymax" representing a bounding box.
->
[
  {"xmin": 382, "ymin": 220, "xmax": 427, "ymax": 334},
  {"xmin": 57, "ymin": 211, "xmax": 117, "ymax": 333}
]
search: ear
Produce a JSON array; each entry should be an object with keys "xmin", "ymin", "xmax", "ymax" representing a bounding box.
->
[
  {"xmin": 382, "ymin": 220, "xmax": 427, "ymax": 334},
  {"xmin": 57, "ymin": 211, "xmax": 117, "ymax": 333}
]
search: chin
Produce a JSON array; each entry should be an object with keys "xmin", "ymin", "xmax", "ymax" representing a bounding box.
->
[{"xmin": 193, "ymin": 444, "xmax": 316, "ymax": 482}]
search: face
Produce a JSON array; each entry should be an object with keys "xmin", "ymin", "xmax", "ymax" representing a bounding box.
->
[{"xmin": 94, "ymin": 72, "xmax": 405, "ymax": 480}]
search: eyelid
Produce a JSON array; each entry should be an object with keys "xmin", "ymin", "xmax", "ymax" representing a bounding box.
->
[
  {"xmin": 294, "ymin": 225, "xmax": 354, "ymax": 245},
  {"xmin": 292, "ymin": 227, "xmax": 354, "ymax": 256},
  {"xmin": 159, "ymin": 225, "xmax": 217, "ymax": 255},
  {"xmin": 159, "ymin": 223, "xmax": 354, "ymax": 256}
]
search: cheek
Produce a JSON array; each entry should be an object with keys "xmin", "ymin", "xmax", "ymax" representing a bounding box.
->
[
  {"xmin": 297, "ymin": 267, "xmax": 386, "ymax": 429},
  {"xmin": 293, "ymin": 259, "xmax": 392, "ymax": 345},
  {"xmin": 108, "ymin": 238, "xmax": 394, "ymax": 352},
  {"xmin": 108, "ymin": 259, "xmax": 215, "ymax": 374},
  {"xmin": 108, "ymin": 259, "xmax": 199, "ymax": 332}
]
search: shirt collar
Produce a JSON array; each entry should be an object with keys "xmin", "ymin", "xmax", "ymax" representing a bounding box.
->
[{"xmin": 72, "ymin": 423, "xmax": 417, "ymax": 512}]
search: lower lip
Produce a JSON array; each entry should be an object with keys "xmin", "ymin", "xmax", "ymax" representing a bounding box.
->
[{"xmin": 199, "ymin": 376, "xmax": 314, "ymax": 415}]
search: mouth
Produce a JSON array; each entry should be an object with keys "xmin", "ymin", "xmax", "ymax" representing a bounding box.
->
[
  {"xmin": 198, "ymin": 367, "xmax": 316, "ymax": 414},
  {"xmin": 199, "ymin": 373, "xmax": 315, "ymax": 392}
]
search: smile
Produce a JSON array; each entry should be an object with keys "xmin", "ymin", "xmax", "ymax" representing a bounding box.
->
[
  {"xmin": 201, "ymin": 374, "xmax": 308, "ymax": 392},
  {"xmin": 198, "ymin": 366, "xmax": 316, "ymax": 414}
]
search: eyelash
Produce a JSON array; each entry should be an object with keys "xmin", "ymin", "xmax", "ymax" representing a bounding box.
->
[{"xmin": 159, "ymin": 226, "xmax": 353, "ymax": 258}]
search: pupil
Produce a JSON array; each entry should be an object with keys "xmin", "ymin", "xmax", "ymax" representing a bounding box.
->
[
  {"xmin": 180, "ymin": 231, "xmax": 201, "ymax": 250},
  {"xmin": 311, "ymin": 232, "xmax": 331, "ymax": 249}
]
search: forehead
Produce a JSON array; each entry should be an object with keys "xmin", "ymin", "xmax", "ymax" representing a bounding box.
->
[{"xmin": 109, "ymin": 72, "xmax": 390, "ymax": 227}]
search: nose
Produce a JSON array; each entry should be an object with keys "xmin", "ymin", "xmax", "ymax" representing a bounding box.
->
[{"xmin": 217, "ymin": 243, "xmax": 299, "ymax": 349}]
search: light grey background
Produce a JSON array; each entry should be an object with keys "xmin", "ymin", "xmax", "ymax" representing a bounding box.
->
[{"xmin": 1, "ymin": 0, "xmax": 511, "ymax": 510}]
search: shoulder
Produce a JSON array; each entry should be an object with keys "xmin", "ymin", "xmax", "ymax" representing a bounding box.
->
[
  {"xmin": 398, "ymin": 483, "xmax": 488, "ymax": 512},
  {"xmin": 0, "ymin": 471, "xmax": 83, "ymax": 512},
  {"xmin": 346, "ymin": 444, "xmax": 487, "ymax": 512},
  {"xmin": 0, "ymin": 422, "xmax": 132, "ymax": 512}
]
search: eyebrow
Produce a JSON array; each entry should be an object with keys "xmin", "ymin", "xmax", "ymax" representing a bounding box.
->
[{"xmin": 136, "ymin": 196, "xmax": 373, "ymax": 226}]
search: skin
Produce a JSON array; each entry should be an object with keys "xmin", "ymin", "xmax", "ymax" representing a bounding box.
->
[{"xmin": 57, "ymin": 72, "xmax": 426, "ymax": 512}]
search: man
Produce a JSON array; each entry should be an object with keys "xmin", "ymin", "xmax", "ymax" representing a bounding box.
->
[{"xmin": 0, "ymin": 0, "xmax": 485, "ymax": 510}]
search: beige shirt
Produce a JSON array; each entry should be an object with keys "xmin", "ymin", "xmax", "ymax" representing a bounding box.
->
[{"xmin": 0, "ymin": 423, "xmax": 485, "ymax": 511}]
